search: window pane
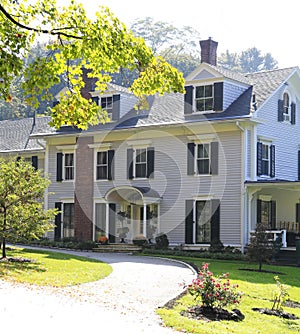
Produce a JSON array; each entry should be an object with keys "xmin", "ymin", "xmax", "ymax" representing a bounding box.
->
[
  {"xmin": 65, "ymin": 153, "xmax": 73, "ymax": 167},
  {"xmin": 97, "ymin": 151, "xmax": 107, "ymax": 165},
  {"xmin": 97, "ymin": 166, "xmax": 107, "ymax": 179},
  {"xmin": 198, "ymin": 144, "xmax": 209, "ymax": 158},
  {"xmin": 205, "ymin": 85, "xmax": 213, "ymax": 97},
  {"xmin": 196, "ymin": 86, "xmax": 205, "ymax": 98},
  {"xmin": 205, "ymin": 98, "xmax": 213, "ymax": 110},
  {"xmin": 63, "ymin": 203, "xmax": 74, "ymax": 238},
  {"xmin": 136, "ymin": 163, "xmax": 147, "ymax": 178},
  {"xmin": 196, "ymin": 99, "xmax": 205, "ymax": 112},
  {"xmin": 197, "ymin": 159, "xmax": 210, "ymax": 174},
  {"xmin": 136, "ymin": 149, "xmax": 146, "ymax": 163}
]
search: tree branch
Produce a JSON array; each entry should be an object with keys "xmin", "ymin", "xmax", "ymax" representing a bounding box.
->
[{"xmin": 0, "ymin": 4, "xmax": 82, "ymax": 40}]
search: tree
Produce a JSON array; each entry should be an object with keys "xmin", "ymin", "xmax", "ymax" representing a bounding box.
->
[
  {"xmin": 219, "ymin": 47, "xmax": 278, "ymax": 73},
  {"xmin": 0, "ymin": 158, "xmax": 57, "ymax": 258},
  {"xmin": 0, "ymin": 1, "xmax": 184, "ymax": 129},
  {"xmin": 246, "ymin": 222, "xmax": 275, "ymax": 271},
  {"xmin": 130, "ymin": 17, "xmax": 200, "ymax": 77}
]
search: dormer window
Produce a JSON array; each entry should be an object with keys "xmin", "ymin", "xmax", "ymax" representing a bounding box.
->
[
  {"xmin": 195, "ymin": 85, "xmax": 213, "ymax": 112},
  {"xmin": 184, "ymin": 82, "xmax": 223, "ymax": 115},
  {"xmin": 91, "ymin": 94, "xmax": 120, "ymax": 121}
]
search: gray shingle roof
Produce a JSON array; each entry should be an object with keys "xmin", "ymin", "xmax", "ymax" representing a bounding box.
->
[
  {"xmin": 0, "ymin": 116, "xmax": 54, "ymax": 152},
  {"xmin": 245, "ymin": 67, "xmax": 297, "ymax": 107}
]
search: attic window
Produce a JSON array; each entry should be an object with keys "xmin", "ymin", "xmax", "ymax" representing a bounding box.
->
[
  {"xmin": 101, "ymin": 96, "xmax": 113, "ymax": 115},
  {"xmin": 195, "ymin": 85, "xmax": 213, "ymax": 112},
  {"xmin": 283, "ymin": 92, "xmax": 290, "ymax": 122}
]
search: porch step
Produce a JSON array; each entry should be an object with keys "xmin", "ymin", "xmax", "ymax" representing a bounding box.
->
[
  {"xmin": 92, "ymin": 243, "xmax": 142, "ymax": 253},
  {"xmin": 274, "ymin": 248, "xmax": 298, "ymax": 266}
]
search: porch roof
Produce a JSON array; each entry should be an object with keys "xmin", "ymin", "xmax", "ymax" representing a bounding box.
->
[
  {"xmin": 105, "ymin": 186, "xmax": 161, "ymax": 205},
  {"xmin": 245, "ymin": 179, "xmax": 300, "ymax": 189}
]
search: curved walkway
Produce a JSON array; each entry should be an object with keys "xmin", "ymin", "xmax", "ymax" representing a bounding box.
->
[{"xmin": 0, "ymin": 248, "xmax": 197, "ymax": 333}]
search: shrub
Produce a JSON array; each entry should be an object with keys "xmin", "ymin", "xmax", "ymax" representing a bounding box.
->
[
  {"xmin": 155, "ymin": 233, "xmax": 169, "ymax": 249},
  {"xmin": 209, "ymin": 239, "xmax": 224, "ymax": 253},
  {"xmin": 187, "ymin": 263, "xmax": 242, "ymax": 309}
]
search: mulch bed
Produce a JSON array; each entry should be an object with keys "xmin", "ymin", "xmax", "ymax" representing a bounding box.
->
[
  {"xmin": 181, "ymin": 306, "xmax": 245, "ymax": 322},
  {"xmin": 252, "ymin": 307, "xmax": 298, "ymax": 320},
  {"xmin": 0, "ymin": 257, "xmax": 33, "ymax": 263},
  {"xmin": 239, "ymin": 268, "xmax": 285, "ymax": 275}
]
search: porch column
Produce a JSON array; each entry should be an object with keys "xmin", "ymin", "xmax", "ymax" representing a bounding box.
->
[
  {"xmin": 143, "ymin": 203, "xmax": 147, "ymax": 236},
  {"xmin": 106, "ymin": 203, "xmax": 109, "ymax": 238}
]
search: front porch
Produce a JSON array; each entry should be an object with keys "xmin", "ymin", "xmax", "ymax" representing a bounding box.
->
[
  {"xmin": 245, "ymin": 180, "xmax": 300, "ymax": 247},
  {"xmin": 94, "ymin": 186, "xmax": 161, "ymax": 244}
]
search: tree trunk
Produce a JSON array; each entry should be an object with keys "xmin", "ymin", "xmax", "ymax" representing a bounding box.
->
[{"xmin": 2, "ymin": 237, "xmax": 6, "ymax": 258}]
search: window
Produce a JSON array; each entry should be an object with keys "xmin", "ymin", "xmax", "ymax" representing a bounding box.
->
[
  {"xmin": 187, "ymin": 142, "xmax": 218, "ymax": 175},
  {"xmin": 261, "ymin": 144, "xmax": 270, "ymax": 176},
  {"xmin": 257, "ymin": 198, "xmax": 276, "ymax": 229},
  {"xmin": 196, "ymin": 144, "xmax": 210, "ymax": 174},
  {"xmin": 195, "ymin": 85, "xmax": 213, "ymax": 112},
  {"xmin": 97, "ymin": 151, "xmax": 108, "ymax": 180},
  {"xmin": 127, "ymin": 147, "xmax": 155, "ymax": 179},
  {"xmin": 257, "ymin": 142, "xmax": 275, "ymax": 177},
  {"xmin": 63, "ymin": 203, "xmax": 74, "ymax": 238},
  {"xmin": 64, "ymin": 153, "xmax": 74, "ymax": 180},
  {"xmin": 283, "ymin": 92, "xmax": 290, "ymax": 122},
  {"xmin": 135, "ymin": 148, "xmax": 147, "ymax": 178},
  {"xmin": 101, "ymin": 96, "xmax": 113, "ymax": 118}
]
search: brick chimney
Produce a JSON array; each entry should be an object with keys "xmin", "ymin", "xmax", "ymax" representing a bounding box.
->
[{"xmin": 200, "ymin": 37, "xmax": 218, "ymax": 66}]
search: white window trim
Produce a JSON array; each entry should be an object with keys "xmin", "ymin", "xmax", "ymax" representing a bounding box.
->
[
  {"xmin": 133, "ymin": 147, "xmax": 148, "ymax": 179},
  {"xmin": 127, "ymin": 139, "xmax": 152, "ymax": 148},
  {"xmin": 194, "ymin": 84, "xmax": 214, "ymax": 114},
  {"xmin": 260, "ymin": 141, "xmax": 271, "ymax": 178},
  {"xmin": 89, "ymin": 144, "xmax": 112, "ymax": 182},
  {"xmin": 95, "ymin": 150, "xmax": 109, "ymax": 181}
]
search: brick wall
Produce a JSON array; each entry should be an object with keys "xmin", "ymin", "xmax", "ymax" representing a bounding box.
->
[{"xmin": 74, "ymin": 136, "xmax": 94, "ymax": 240}]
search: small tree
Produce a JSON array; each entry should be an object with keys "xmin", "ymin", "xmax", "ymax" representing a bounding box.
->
[
  {"xmin": 246, "ymin": 222, "xmax": 274, "ymax": 271},
  {"xmin": 0, "ymin": 158, "xmax": 57, "ymax": 258}
]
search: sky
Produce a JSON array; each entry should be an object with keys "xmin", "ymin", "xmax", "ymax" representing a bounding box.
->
[{"xmin": 68, "ymin": 0, "xmax": 300, "ymax": 69}]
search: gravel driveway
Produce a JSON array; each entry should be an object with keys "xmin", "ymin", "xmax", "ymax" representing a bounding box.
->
[{"xmin": 0, "ymin": 248, "xmax": 196, "ymax": 333}]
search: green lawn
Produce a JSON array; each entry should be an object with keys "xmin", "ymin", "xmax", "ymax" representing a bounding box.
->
[
  {"xmin": 0, "ymin": 247, "xmax": 112, "ymax": 287},
  {"xmin": 157, "ymin": 256, "xmax": 300, "ymax": 334}
]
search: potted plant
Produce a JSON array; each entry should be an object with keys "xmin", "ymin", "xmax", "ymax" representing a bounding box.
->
[
  {"xmin": 132, "ymin": 234, "xmax": 148, "ymax": 246},
  {"xmin": 97, "ymin": 235, "xmax": 108, "ymax": 245},
  {"xmin": 117, "ymin": 211, "xmax": 129, "ymax": 243}
]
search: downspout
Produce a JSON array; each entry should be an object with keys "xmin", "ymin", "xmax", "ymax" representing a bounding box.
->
[{"xmin": 236, "ymin": 121, "xmax": 246, "ymax": 252}]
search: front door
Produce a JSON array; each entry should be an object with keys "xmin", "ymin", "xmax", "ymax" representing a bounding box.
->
[{"xmin": 195, "ymin": 200, "xmax": 211, "ymax": 243}]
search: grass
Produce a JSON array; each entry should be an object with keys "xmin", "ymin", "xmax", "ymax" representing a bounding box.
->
[
  {"xmin": 0, "ymin": 247, "xmax": 112, "ymax": 287},
  {"xmin": 156, "ymin": 256, "xmax": 300, "ymax": 334}
]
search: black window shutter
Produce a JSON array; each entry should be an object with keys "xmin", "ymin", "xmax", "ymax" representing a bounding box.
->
[
  {"xmin": 187, "ymin": 143, "xmax": 195, "ymax": 175},
  {"xmin": 52, "ymin": 100, "xmax": 60, "ymax": 107},
  {"xmin": 257, "ymin": 142, "xmax": 262, "ymax": 176},
  {"xmin": 291, "ymin": 102, "xmax": 296, "ymax": 125},
  {"xmin": 257, "ymin": 199, "xmax": 262, "ymax": 224},
  {"xmin": 270, "ymin": 145, "xmax": 275, "ymax": 177},
  {"xmin": 112, "ymin": 94, "xmax": 120, "ymax": 121},
  {"xmin": 56, "ymin": 152, "xmax": 63, "ymax": 182},
  {"xmin": 270, "ymin": 200, "xmax": 276, "ymax": 229},
  {"xmin": 213, "ymin": 82, "xmax": 223, "ymax": 111},
  {"xmin": 147, "ymin": 147, "xmax": 155, "ymax": 179},
  {"xmin": 108, "ymin": 150, "xmax": 115, "ymax": 180},
  {"xmin": 91, "ymin": 96, "xmax": 99, "ymax": 104},
  {"xmin": 127, "ymin": 148, "xmax": 134, "ymax": 179},
  {"xmin": 54, "ymin": 202, "xmax": 62, "ymax": 241},
  {"xmin": 298, "ymin": 150, "xmax": 300, "ymax": 181},
  {"xmin": 278, "ymin": 99, "xmax": 284, "ymax": 122},
  {"xmin": 185, "ymin": 200, "xmax": 194, "ymax": 244},
  {"xmin": 31, "ymin": 156, "xmax": 38, "ymax": 170},
  {"xmin": 211, "ymin": 199, "xmax": 220, "ymax": 242},
  {"xmin": 184, "ymin": 86, "xmax": 194, "ymax": 115},
  {"xmin": 210, "ymin": 142, "xmax": 219, "ymax": 175},
  {"xmin": 109, "ymin": 203, "xmax": 116, "ymax": 243},
  {"xmin": 296, "ymin": 203, "xmax": 300, "ymax": 223}
]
